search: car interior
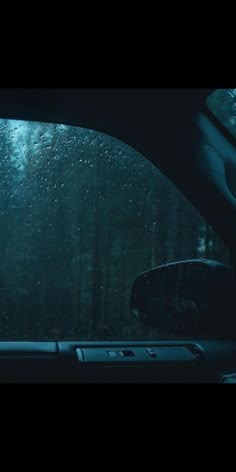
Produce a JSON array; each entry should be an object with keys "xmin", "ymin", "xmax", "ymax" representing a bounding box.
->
[{"xmin": 0, "ymin": 88, "xmax": 236, "ymax": 383}]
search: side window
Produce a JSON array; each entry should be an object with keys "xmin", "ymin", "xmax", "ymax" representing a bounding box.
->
[{"xmin": 0, "ymin": 119, "xmax": 230, "ymax": 340}]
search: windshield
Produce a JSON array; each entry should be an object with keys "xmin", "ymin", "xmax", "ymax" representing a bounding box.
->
[
  {"xmin": 206, "ymin": 89, "xmax": 236, "ymax": 138},
  {"xmin": 0, "ymin": 119, "xmax": 230, "ymax": 340}
]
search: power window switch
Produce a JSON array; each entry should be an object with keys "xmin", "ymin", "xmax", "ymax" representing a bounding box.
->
[
  {"xmin": 146, "ymin": 348, "xmax": 157, "ymax": 358},
  {"xmin": 107, "ymin": 351, "xmax": 118, "ymax": 358}
]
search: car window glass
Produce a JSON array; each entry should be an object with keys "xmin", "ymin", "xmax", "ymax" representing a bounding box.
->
[{"xmin": 0, "ymin": 119, "xmax": 230, "ymax": 340}]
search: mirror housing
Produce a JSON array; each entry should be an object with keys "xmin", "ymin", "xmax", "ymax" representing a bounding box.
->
[{"xmin": 130, "ymin": 259, "xmax": 236, "ymax": 337}]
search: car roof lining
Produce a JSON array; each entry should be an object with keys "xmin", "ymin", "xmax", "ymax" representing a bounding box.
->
[{"xmin": 0, "ymin": 88, "xmax": 213, "ymax": 144}]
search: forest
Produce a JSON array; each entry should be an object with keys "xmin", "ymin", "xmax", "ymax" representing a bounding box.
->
[{"xmin": 0, "ymin": 118, "xmax": 230, "ymax": 340}]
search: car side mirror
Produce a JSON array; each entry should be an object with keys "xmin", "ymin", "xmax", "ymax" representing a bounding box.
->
[{"xmin": 130, "ymin": 259, "xmax": 236, "ymax": 337}]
